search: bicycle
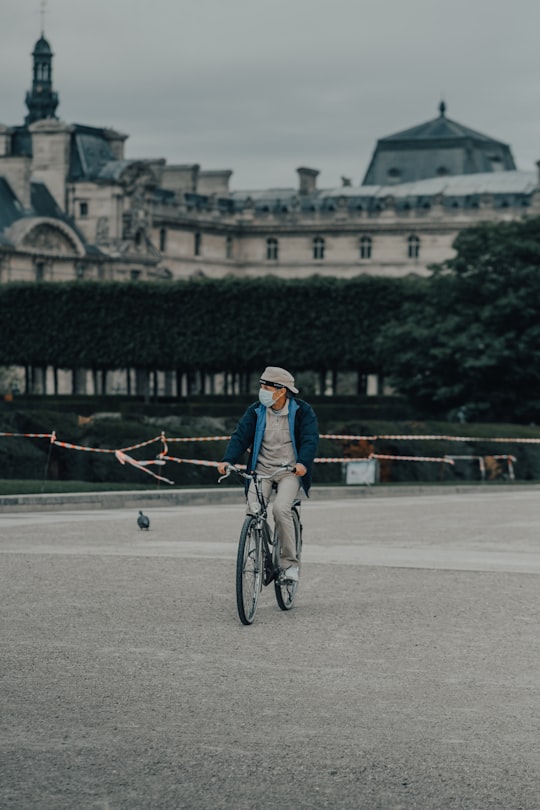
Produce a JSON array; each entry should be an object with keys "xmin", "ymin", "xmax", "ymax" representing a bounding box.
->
[{"xmin": 218, "ymin": 464, "xmax": 303, "ymax": 625}]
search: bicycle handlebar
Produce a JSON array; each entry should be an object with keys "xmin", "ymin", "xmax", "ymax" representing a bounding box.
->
[{"xmin": 217, "ymin": 463, "xmax": 297, "ymax": 484}]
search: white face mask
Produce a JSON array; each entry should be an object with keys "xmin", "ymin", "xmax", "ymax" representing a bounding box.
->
[{"xmin": 258, "ymin": 389, "xmax": 275, "ymax": 408}]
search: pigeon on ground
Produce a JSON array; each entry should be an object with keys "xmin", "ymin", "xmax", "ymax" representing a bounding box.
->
[{"xmin": 137, "ymin": 510, "xmax": 150, "ymax": 530}]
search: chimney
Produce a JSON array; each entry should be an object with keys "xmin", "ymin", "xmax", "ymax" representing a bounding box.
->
[
  {"xmin": 29, "ymin": 118, "xmax": 73, "ymax": 211},
  {"xmin": 103, "ymin": 128, "xmax": 128, "ymax": 161},
  {"xmin": 297, "ymin": 167, "xmax": 319, "ymax": 196}
]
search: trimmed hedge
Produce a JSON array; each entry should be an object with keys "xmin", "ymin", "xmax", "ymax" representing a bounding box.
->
[{"xmin": 0, "ymin": 276, "xmax": 417, "ymax": 374}]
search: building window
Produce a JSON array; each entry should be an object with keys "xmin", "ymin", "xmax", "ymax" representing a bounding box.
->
[
  {"xmin": 130, "ymin": 269, "xmax": 141, "ymax": 280},
  {"xmin": 226, "ymin": 235, "xmax": 233, "ymax": 259},
  {"xmin": 194, "ymin": 232, "xmax": 201, "ymax": 256},
  {"xmin": 79, "ymin": 201, "xmax": 88, "ymax": 217},
  {"xmin": 359, "ymin": 235, "xmax": 372, "ymax": 259},
  {"xmin": 266, "ymin": 237, "xmax": 279, "ymax": 261},
  {"xmin": 313, "ymin": 236, "xmax": 325, "ymax": 260},
  {"xmin": 35, "ymin": 260, "xmax": 46, "ymax": 282},
  {"xmin": 407, "ymin": 235, "xmax": 420, "ymax": 259},
  {"xmin": 436, "ymin": 166, "xmax": 449, "ymax": 176},
  {"xmin": 159, "ymin": 228, "xmax": 167, "ymax": 252},
  {"xmin": 387, "ymin": 168, "xmax": 401, "ymax": 182}
]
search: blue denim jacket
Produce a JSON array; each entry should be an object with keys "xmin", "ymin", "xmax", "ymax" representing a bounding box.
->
[{"xmin": 222, "ymin": 398, "xmax": 319, "ymax": 495}]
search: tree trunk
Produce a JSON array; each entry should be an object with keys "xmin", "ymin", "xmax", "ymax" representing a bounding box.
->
[{"xmin": 357, "ymin": 371, "xmax": 367, "ymax": 395}]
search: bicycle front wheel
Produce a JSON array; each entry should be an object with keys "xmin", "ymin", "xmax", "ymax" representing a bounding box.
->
[
  {"xmin": 274, "ymin": 507, "xmax": 302, "ymax": 611},
  {"xmin": 236, "ymin": 516, "xmax": 262, "ymax": 625}
]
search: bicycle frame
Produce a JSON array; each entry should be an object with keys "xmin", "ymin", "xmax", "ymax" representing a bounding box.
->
[
  {"xmin": 219, "ymin": 464, "xmax": 302, "ymax": 624},
  {"xmin": 219, "ymin": 465, "xmax": 287, "ymax": 577}
]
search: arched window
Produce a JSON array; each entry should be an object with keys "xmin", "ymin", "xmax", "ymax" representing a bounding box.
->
[
  {"xmin": 407, "ymin": 235, "xmax": 420, "ymax": 259},
  {"xmin": 266, "ymin": 237, "xmax": 279, "ymax": 261},
  {"xmin": 359, "ymin": 235, "xmax": 372, "ymax": 259},
  {"xmin": 313, "ymin": 236, "xmax": 325, "ymax": 260}
]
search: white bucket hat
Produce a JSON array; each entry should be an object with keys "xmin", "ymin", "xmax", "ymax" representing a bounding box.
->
[{"xmin": 259, "ymin": 366, "xmax": 299, "ymax": 394}]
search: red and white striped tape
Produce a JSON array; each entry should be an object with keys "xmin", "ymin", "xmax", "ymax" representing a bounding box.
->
[
  {"xmin": 114, "ymin": 449, "xmax": 174, "ymax": 485},
  {"xmin": 320, "ymin": 433, "xmax": 540, "ymax": 444},
  {"xmin": 0, "ymin": 431, "xmax": 55, "ymax": 439},
  {"xmin": 315, "ymin": 455, "xmax": 455, "ymax": 465},
  {"xmin": 2, "ymin": 427, "xmax": 533, "ymax": 483}
]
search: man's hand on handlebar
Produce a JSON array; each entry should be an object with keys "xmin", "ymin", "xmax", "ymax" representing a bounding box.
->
[{"xmin": 217, "ymin": 461, "xmax": 306, "ymax": 478}]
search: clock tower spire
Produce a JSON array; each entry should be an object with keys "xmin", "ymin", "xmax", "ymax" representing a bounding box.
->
[{"xmin": 24, "ymin": 7, "xmax": 59, "ymax": 125}]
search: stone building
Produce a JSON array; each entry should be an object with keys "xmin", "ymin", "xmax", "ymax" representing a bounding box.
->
[
  {"xmin": 0, "ymin": 32, "xmax": 539, "ymax": 394},
  {"xmin": 1, "ymin": 32, "xmax": 539, "ymax": 289}
]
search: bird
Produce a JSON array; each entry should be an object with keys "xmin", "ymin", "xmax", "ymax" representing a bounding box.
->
[{"xmin": 137, "ymin": 510, "xmax": 150, "ymax": 531}]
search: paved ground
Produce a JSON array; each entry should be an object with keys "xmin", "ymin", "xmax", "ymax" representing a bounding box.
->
[{"xmin": 1, "ymin": 488, "xmax": 540, "ymax": 809}]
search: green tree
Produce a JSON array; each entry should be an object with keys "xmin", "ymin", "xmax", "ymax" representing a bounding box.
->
[{"xmin": 377, "ymin": 218, "xmax": 540, "ymax": 422}]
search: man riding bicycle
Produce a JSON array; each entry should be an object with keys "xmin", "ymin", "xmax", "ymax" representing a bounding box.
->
[{"xmin": 217, "ymin": 366, "xmax": 319, "ymax": 583}]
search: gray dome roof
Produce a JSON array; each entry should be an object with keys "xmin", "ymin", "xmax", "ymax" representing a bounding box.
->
[
  {"xmin": 362, "ymin": 103, "xmax": 516, "ymax": 186},
  {"xmin": 33, "ymin": 36, "xmax": 52, "ymax": 55}
]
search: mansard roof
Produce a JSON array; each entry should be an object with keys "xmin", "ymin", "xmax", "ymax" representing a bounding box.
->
[
  {"xmin": 0, "ymin": 177, "xmax": 24, "ymax": 231},
  {"xmin": 362, "ymin": 103, "xmax": 516, "ymax": 185},
  {"xmin": 7, "ymin": 124, "xmax": 125, "ymax": 181},
  {"xmin": 0, "ymin": 174, "xmax": 94, "ymax": 251},
  {"xmin": 327, "ymin": 170, "xmax": 536, "ymax": 199},
  {"xmin": 228, "ymin": 170, "xmax": 537, "ymax": 215},
  {"xmin": 380, "ymin": 102, "xmax": 506, "ymax": 145},
  {"xmin": 68, "ymin": 125, "xmax": 118, "ymax": 180}
]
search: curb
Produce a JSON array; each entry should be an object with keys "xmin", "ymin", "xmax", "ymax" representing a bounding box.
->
[{"xmin": 0, "ymin": 483, "xmax": 538, "ymax": 513}]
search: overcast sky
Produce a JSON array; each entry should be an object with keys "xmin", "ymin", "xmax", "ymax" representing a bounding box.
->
[{"xmin": 2, "ymin": 0, "xmax": 540, "ymax": 191}]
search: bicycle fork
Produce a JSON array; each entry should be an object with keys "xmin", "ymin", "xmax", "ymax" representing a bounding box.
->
[{"xmin": 253, "ymin": 519, "xmax": 275, "ymax": 587}]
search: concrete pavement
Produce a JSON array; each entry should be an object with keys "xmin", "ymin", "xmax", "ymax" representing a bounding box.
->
[{"xmin": 1, "ymin": 488, "xmax": 539, "ymax": 808}]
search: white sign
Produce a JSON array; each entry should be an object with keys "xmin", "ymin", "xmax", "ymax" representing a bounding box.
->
[{"xmin": 345, "ymin": 460, "xmax": 379, "ymax": 485}]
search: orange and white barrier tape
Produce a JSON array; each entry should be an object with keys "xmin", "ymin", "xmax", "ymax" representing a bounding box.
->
[
  {"xmin": 160, "ymin": 455, "xmax": 220, "ymax": 468},
  {"xmin": 314, "ymin": 455, "xmax": 455, "ymax": 465},
  {"xmin": 114, "ymin": 449, "xmax": 174, "ymax": 485},
  {"xmin": 2, "ymin": 427, "xmax": 533, "ymax": 484},
  {"xmin": 166, "ymin": 435, "xmax": 231, "ymax": 443},
  {"xmin": 119, "ymin": 434, "xmax": 165, "ymax": 452},
  {"xmin": 0, "ymin": 431, "xmax": 55, "ymax": 439},
  {"xmin": 159, "ymin": 456, "xmax": 244, "ymax": 470},
  {"xmin": 320, "ymin": 433, "xmax": 540, "ymax": 444},
  {"xmin": 53, "ymin": 438, "xmax": 115, "ymax": 454},
  {"xmin": 371, "ymin": 453, "xmax": 454, "ymax": 464}
]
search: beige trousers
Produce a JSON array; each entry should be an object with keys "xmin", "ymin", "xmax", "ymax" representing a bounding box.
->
[{"xmin": 246, "ymin": 472, "xmax": 301, "ymax": 568}]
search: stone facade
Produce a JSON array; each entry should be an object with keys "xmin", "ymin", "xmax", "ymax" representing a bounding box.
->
[
  {"xmin": 1, "ymin": 34, "xmax": 539, "ymax": 288},
  {"xmin": 1, "ymin": 33, "xmax": 539, "ymax": 396}
]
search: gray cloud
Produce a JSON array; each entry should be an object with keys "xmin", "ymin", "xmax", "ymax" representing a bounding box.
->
[{"xmin": 2, "ymin": 0, "xmax": 540, "ymax": 188}]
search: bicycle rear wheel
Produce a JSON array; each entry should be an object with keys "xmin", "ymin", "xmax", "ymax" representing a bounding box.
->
[
  {"xmin": 236, "ymin": 516, "xmax": 262, "ymax": 625},
  {"xmin": 274, "ymin": 506, "xmax": 302, "ymax": 611}
]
